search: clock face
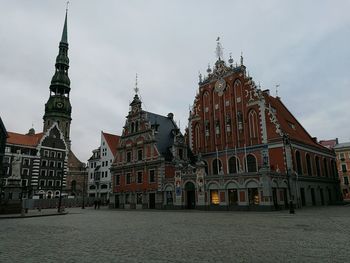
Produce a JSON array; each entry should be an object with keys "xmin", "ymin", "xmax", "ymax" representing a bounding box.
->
[
  {"xmin": 56, "ymin": 102, "xmax": 63, "ymax": 108},
  {"xmin": 214, "ymin": 78, "xmax": 226, "ymax": 95}
]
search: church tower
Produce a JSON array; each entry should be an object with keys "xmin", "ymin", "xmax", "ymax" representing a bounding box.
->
[{"xmin": 43, "ymin": 9, "xmax": 72, "ymax": 148}]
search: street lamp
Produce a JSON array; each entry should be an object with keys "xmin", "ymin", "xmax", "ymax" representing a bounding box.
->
[
  {"xmin": 82, "ymin": 164, "xmax": 87, "ymax": 209},
  {"xmin": 283, "ymin": 134, "xmax": 295, "ymax": 214}
]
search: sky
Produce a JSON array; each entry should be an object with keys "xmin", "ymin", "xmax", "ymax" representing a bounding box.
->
[{"xmin": 1, "ymin": 0, "xmax": 350, "ymax": 162}]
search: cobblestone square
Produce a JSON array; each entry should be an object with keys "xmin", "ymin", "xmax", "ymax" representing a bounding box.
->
[{"xmin": 0, "ymin": 206, "xmax": 349, "ymax": 262}]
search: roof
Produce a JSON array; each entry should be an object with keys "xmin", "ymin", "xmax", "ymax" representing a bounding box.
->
[
  {"xmin": 334, "ymin": 142, "xmax": 350, "ymax": 149},
  {"xmin": 319, "ymin": 139, "xmax": 338, "ymax": 149},
  {"xmin": 0, "ymin": 117, "xmax": 8, "ymax": 138},
  {"xmin": 266, "ymin": 96, "xmax": 330, "ymax": 151},
  {"xmin": 6, "ymin": 132, "xmax": 44, "ymax": 147},
  {"xmin": 145, "ymin": 111, "xmax": 178, "ymax": 157},
  {"xmin": 102, "ymin": 132, "xmax": 120, "ymax": 156}
]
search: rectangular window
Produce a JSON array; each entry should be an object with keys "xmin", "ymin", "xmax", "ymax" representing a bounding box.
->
[
  {"xmin": 115, "ymin": 174, "xmax": 120, "ymax": 186},
  {"xmin": 57, "ymin": 171, "xmax": 62, "ymax": 177},
  {"xmin": 49, "ymin": 161, "xmax": 55, "ymax": 167},
  {"xmin": 41, "ymin": 170, "xmax": 47, "ymax": 176},
  {"xmin": 149, "ymin": 170, "xmax": 155, "ymax": 183},
  {"xmin": 57, "ymin": 162, "xmax": 62, "ymax": 168},
  {"xmin": 126, "ymin": 173, "xmax": 131, "ymax": 184},
  {"xmin": 136, "ymin": 193, "xmax": 142, "ymax": 205},
  {"xmin": 137, "ymin": 171, "xmax": 143, "ymax": 184},
  {"xmin": 21, "ymin": 179, "xmax": 28, "ymax": 187},
  {"xmin": 344, "ymin": 176, "xmax": 349, "ymax": 185},
  {"xmin": 137, "ymin": 149, "xmax": 143, "ymax": 161},
  {"xmin": 40, "ymin": 180, "xmax": 46, "ymax": 187},
  {"xmin": 50, "ymin": 151, "xmax": 56, "ymax": 158},
  {"xmin": 44, "ymin": 150, "xmax": 49, "ymax": 157},
  {"xmin": 341, "ymin": 164, "xmax": 347, "ymax": 173},
  {"xmin": 339, "ymin": 153, "xmax": 345, "ymax": 160},
  {"xmin": 42, "ymin": 160, "xmax": 47, "ymax": 167},
  {"xmin": 49, "ymin": 170, "xmax": 54, "ymax": 177},
  {"xmin": 127, "ymin": 151, "xmax": 132, "ymax": 163},
  {"xmin": 23, "ymin": 158, "xmax": 30, "ymax": 166},
  {"xmin": 55, "ymin": 180, "xmax": 61, "ymax": 187},
  {"xmin": 47, "ymin": 180, "xmax": 54, "ymax": 187},
  {"xmin": 5, "ymin": 147, "xmax": 10, "ymax": 153},
  {"xmin": 57, "ymin": 152, "xmax": 62, "ymax": 159},
  {"xmin": 22, "ymin": 168, "xmax": 29, "ymax": 176},
  {"xmin": 90, "ymin": 162, "xmax": 93, "ymax": 168}
]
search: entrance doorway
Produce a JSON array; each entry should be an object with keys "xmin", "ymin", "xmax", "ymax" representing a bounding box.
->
[
  {"xmin": 149, "ymin": 193, "xmax": 155, "ymax": 209},
  {"xmin": 115, "ymin": 195, "xmax": 120, "ymax": 208},
  {"xmin": 248, "ymin": 188, "xmax": 259, "ymax": 206},
  {"xmin": 185, "ymin": 182, "xmax": 196, "ymax": 209}
]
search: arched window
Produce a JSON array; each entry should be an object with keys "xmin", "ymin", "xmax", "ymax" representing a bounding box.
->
[
  {"xmin": 228, "ymin": 156, "xmax": 238, "ymax": 174},
  {"xmin": 212, "ymin": 159, "xmax": 222, "ymax": 175},
  {"xmin": 71, "ymin": 180, "xmax": 76, "ymax": 191},
  {"xmin": 248, "ymin": 110, "xmax": 258, "ymax": 139},
  {"xmin": 315, "ymin": 156, "xmax": 321, "ymax": 176},
  {"xmin": 295, "ymin": 151, "xmax": 302, "ymax": 175},
  {"xmin": 245, "ymin": 154, "xmax": 257, "ymax": 172},
  {"xmin": 323, "ymin": 158, "xmax": 329, "ymax": 177},
  {"xmin": 306, "ymin": 154, "xmax": 312, "ymax": 176}
]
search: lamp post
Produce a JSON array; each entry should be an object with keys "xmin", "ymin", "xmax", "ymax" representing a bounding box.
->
[
  {"xmin": 283, "ymin": 134, "xmax": 295, "ymax": 214},
  {"xmin": 82, "ymin": 164, "xmax": 87, "ymax": 209}
]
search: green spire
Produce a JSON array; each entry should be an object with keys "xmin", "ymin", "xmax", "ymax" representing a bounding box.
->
[{"xmin": 61, "ymin": 9, "xmax": 68, "ymax": 44}]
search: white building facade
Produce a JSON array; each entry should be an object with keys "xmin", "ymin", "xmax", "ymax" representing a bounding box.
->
[{"xmin": 87, "ymin": 131, "xmax": 119, "ymax": 202}]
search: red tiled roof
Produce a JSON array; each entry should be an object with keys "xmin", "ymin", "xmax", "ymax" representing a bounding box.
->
[
  {"xmin": 266, "ymin": 96, "xmax": 328, "ymax": 151},
  {"xmin": 319, "ymin": 139, "xmax": 337, "ymax": 149},
  {"xmin": 102, "ymin": 132, "xmax": 120, "ymax": 156},
  {"xmin": 6, "ymin": 132, "xmax": 44, "ymax": 147}
]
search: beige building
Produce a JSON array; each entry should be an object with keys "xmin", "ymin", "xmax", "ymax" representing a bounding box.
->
[{"xmin": 334, "ymin": 142, "xmax": 350, "ymax": 200}]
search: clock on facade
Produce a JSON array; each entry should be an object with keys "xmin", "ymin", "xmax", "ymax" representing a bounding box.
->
[
  {"xmin": 56, "ymin": 102, "xmax": 63, "ymax": 108},
  {"xmin": 214, "ymin": 78, "xmax": 226, "ymax": 95}
]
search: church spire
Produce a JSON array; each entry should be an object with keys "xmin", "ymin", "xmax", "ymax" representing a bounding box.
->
[
  {"xmin": 43, "ymin": 7, "xmax": 72, "ymax": 147},
  {"xmin": 61, "ymin": 6, "xmax": 68, "ymax": 44}
]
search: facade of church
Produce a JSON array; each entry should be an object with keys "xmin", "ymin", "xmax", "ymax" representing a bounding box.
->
[{"xmin": 1, "ymin": 11, "xmax": 86, "ymax": 200}]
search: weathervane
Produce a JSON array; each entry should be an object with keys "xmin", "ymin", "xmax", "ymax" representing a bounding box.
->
[
  {"xmin": 215, "ymin": 37, "xmax": 223, "ymax": 60},
  {"xmin": 134, "ymin": 73, "xmax": 139, "ymax": 94},
  {"xmin": 66, "ymin": 1, "xmax": 69, "ymax": 12},
  {"xmin": 240, "ymin": 51, "xmax": 244, "ymax": 65},
  {"xmin": 276, "ymin": 84, "xmax": 280, "ymax": 97}
]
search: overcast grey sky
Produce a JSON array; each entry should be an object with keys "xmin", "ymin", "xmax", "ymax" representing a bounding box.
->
[{"xmin": 1, "ymin": 0, "xmax": 349, "ymax": 162}]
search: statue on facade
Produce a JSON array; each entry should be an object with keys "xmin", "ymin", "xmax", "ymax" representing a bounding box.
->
[{"xmin": 9, "ymin": 155, "xmax": 22, "ymax": 180}]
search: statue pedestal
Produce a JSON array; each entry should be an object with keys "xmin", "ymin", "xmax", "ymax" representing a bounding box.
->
[{"xmin": 0, "ymin": 178, "xmax": 22, "ymax": 214}]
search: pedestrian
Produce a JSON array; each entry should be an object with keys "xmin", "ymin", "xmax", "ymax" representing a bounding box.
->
[
  {"xmin": 94, "ymin": 200, "xmax": 97, "ymax": 209},
  {"xmin": 97, "ymin": 199, "xmax": 101, "ymax": 209}
]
